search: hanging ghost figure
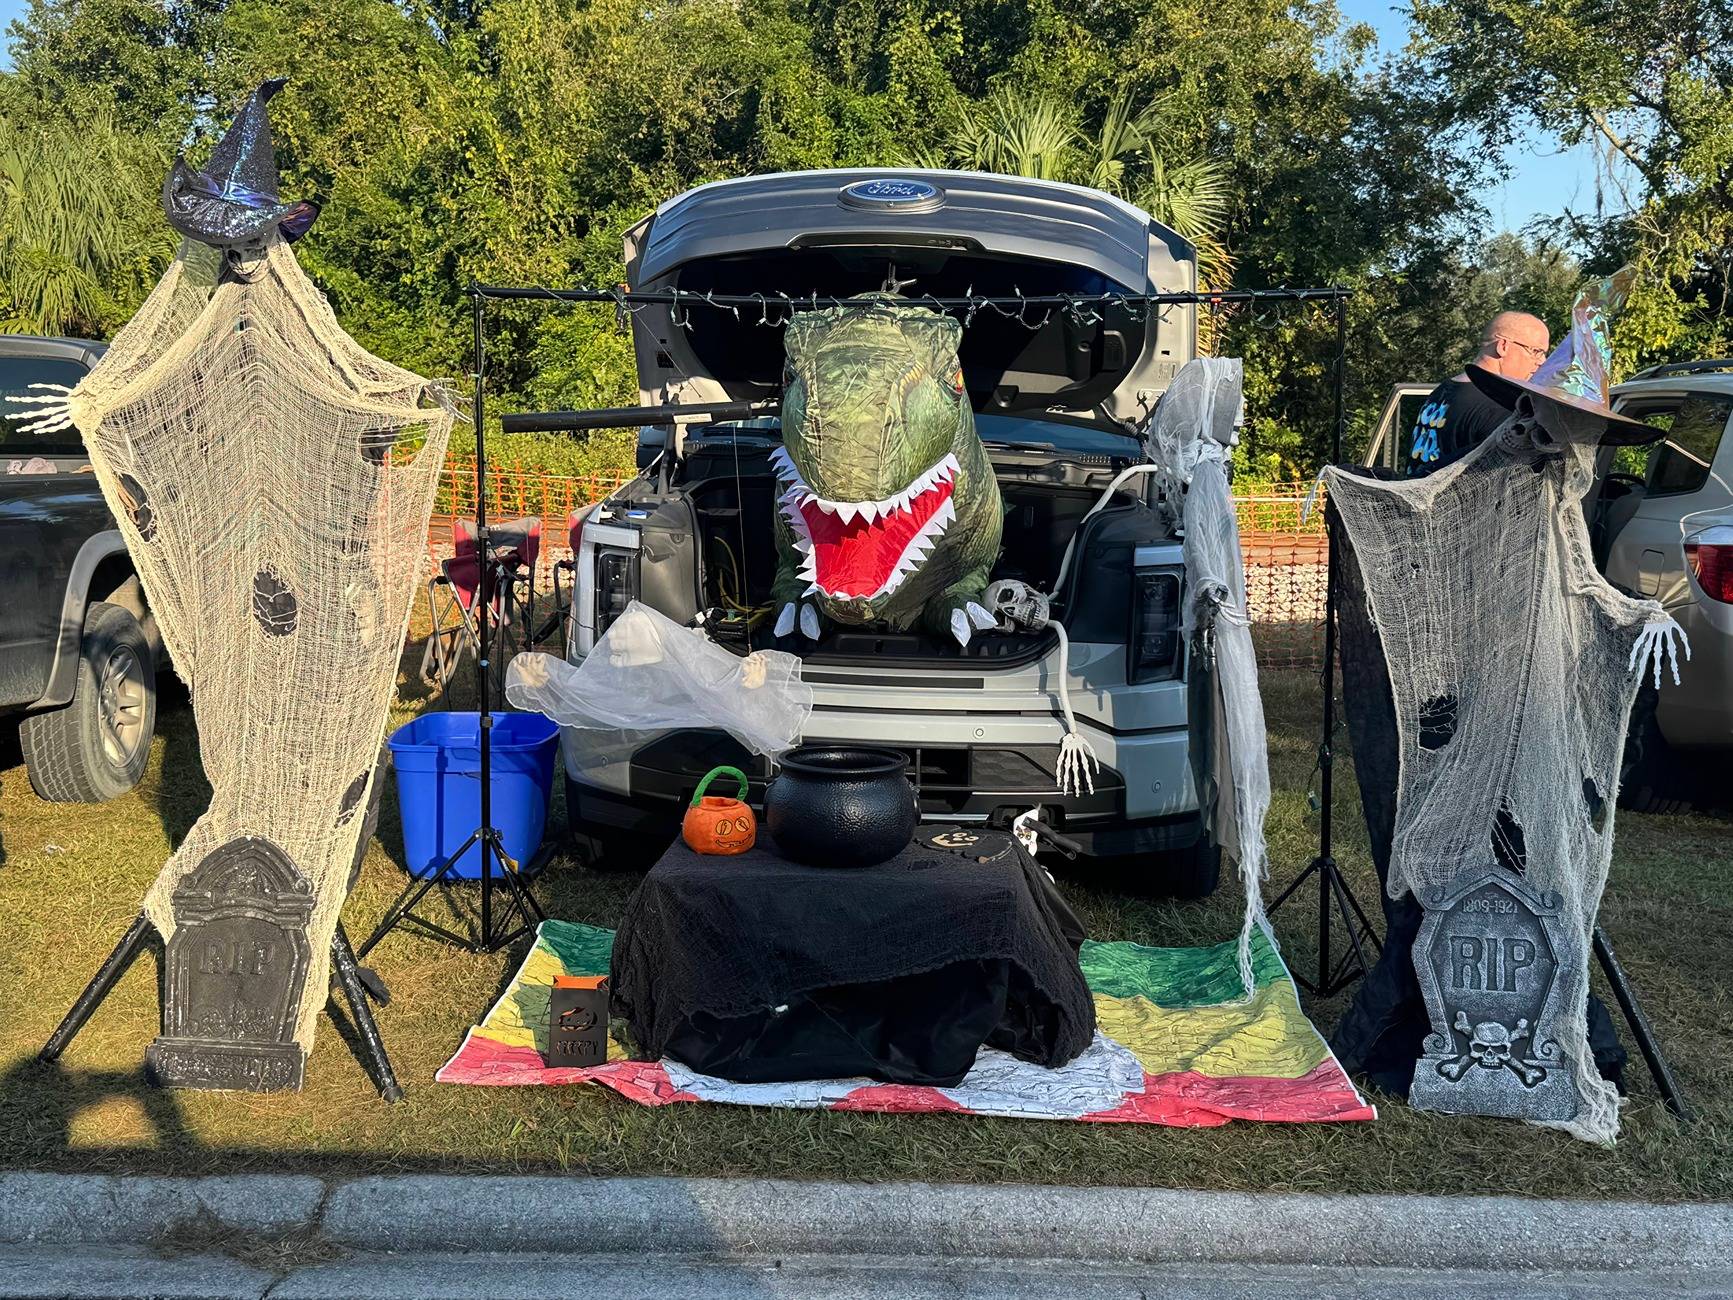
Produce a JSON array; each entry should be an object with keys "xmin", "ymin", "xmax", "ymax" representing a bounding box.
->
[
  {"xmin": 1146, "ymin": 358, "xmax": 1274, "ymax": 1000},
  {"xmin": 1322, "ymin": 269, "xmax": 1687, "ymax": 1143},
  {"xmin": 15, "ymin": 82, "xmax": 455, "ymax": 1085}
]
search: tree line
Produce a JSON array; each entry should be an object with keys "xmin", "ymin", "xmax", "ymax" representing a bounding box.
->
[{"xmin": 1, "ymin": 0, "xmax": 1726, "ymax": 475}]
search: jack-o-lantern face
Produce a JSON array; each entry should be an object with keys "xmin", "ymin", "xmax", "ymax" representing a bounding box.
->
[{"xmin": 682, "ymin": 766, "xmax": 757, "ymax": 856}]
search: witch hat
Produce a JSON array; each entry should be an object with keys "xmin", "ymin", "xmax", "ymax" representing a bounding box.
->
[
  {"xmin": 162, "ymin": 79, "xmax": 320, "ymax": 249},
  {"xmin": 1468, "ymin": 266, "xmax": 1657, "ymax": 445}
]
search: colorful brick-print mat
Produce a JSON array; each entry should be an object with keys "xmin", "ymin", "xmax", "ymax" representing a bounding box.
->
[{"xmin": 437, "ymin": 920, "xmax": 1375, "ymax": 1126}]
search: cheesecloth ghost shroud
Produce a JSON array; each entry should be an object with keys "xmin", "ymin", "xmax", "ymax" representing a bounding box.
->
[
  {"xmin": 1146, "ymin": 357, "xmax": 1274, "ymax": 1000},
  {"xmin": 63, "ymin": 237, "xmax": 454, "ymax": 1051},
  {"xmin": 1323, "ymin": 411, "xmax": 1674, "ymax": 1144}
]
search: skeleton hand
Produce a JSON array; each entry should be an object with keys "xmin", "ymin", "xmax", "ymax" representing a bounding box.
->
[
  {"xmin": 774, "ymin": 600, "xmax": 821, "ymax": 641},
  {"xmin": 948, "ymin": 602, "xmax": 997, "ymax": 648},
  {"xmin": 1056, "ymin": 733, "xmax": 1099, "ymax": 797},
  {"xmin": 8, "ymin": 382, "xmax": 76, "ymax": 436}
]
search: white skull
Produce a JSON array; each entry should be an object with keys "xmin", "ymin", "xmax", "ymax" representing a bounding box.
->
[{"xmin": 983, "ymin": 579, "xmax": 1049, "ymax": 632}]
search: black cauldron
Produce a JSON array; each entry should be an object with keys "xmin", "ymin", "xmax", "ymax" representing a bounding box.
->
[{"xmin": 763, "ymin": 746, "xmax": 918, "ymax": 868}]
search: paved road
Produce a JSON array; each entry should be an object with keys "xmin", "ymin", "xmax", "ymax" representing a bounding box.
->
[
  {"xmin": 6, "ymin": 1174, "xmax": 1730, "ymax": 1299},
  {"xmin": 3, "ymin": 1246, "xmax": 1728, "ymax": 1300}
]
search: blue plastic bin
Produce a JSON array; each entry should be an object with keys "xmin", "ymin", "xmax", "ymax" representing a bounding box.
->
[{"xmin": 389, "ymin": 711, "xmax": 560, "ymax": 879}]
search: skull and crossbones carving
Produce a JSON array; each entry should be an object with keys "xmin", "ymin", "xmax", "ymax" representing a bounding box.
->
[{"xmin": 1438, "ymin": 1012, "xmax": 1547, "ymax": 1087}]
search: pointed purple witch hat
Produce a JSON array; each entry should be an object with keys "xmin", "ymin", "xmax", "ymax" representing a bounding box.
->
[{"xmin": 162, "ymin": 79, "xmax": 320, "ymax": 249}]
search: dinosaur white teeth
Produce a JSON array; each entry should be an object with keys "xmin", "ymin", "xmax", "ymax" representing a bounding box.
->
[{"xmin": 790, "ymin": 448, "xmax": 963, "ymax": 602}]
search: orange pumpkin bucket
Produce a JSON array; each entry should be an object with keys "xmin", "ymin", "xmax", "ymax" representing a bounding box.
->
[{"xmin": 682, "ymin": 765, "xmax": 757, "ymax": 856}]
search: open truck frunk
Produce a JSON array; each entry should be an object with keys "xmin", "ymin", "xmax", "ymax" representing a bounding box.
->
[{"xmin": 561, "ymin": 170, "xmax": 1217, "ymax": 892}]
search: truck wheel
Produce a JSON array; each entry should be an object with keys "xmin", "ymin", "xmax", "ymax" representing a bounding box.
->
[
  {"xmin": 1164, "ymin": 833, "xmax": 1223, "ymax": 900},
  {"xmin": 1619, "ymin": 681, "xmax": 1692, "ymax": 815},
  {"xmin": 20, "ymin": 601, "xmax": 157, "ymax": 803},
  {"xmin": 1080, "ymin": 830, "xmax": 1223, "ymax": 899},
  {"xmin": 563, "ymin": 773, "xmax": 672, "ymax": 872}
]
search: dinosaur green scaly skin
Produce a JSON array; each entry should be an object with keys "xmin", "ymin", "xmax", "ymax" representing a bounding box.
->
[{"xmin": 771, "ymin": 297, "xmax": 1004, "ymax": 642}]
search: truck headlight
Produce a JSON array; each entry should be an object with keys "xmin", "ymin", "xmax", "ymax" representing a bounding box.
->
[{"xmin": 595, "ymin": 545, "xmax": 640, "ymax": 641}]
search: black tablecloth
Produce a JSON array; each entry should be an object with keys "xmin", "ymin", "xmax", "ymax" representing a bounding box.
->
[{"xmin": 610, "ymin": 833, "xmax": 1095, "ymax": 1087}]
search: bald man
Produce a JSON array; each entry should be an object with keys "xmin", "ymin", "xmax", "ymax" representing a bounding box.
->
[{"xmin": 1406, "ymin": 311, "xmax": 1550, "ymax": 476}]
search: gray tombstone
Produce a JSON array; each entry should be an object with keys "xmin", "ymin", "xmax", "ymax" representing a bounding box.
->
[
  {"xmin": 146, "ymin": 837, "xmax": 314, "ymax": 1092},
  {"xmin": 1410, "ymin": 869, "xmax": 1578, "ymax": 1122}
]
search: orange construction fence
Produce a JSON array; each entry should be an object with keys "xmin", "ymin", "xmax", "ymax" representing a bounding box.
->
[{"xmin": 421, "ymin": 466, "xmax": 1330, "ymax": 668}]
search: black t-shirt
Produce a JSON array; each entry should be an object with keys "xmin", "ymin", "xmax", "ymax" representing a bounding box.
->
[{"xmin": 1405, "ymin": 377, "xmax": 1512, "ymax": 476}]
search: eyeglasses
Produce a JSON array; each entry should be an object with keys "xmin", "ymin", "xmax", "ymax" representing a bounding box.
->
[{"xmin": 1495, "ymin": 335, "xmax": 1548, "ymax": 359}]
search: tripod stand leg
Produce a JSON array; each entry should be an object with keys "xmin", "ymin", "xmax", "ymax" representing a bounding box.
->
[
  {"xmin": 1592, "ymin": 926, "xmax": 1689, "ymax": 1122},
  {"xmin": 355, "ymin": 826, "xmax": 485, "ymax": 960},
  {"xmin": 41, "ymin": 913, "xmax": 153, "ymax": 1063},
  {"xmin": 331, "ymin": 923, "xmax": 403, "ymax": 1102},
  {"xmin": 476, "ymin": 834, "xmax": 544, "ymax": 949},
  {"xmin": 1268, "ymin": 856, "xmax": 1319, "ymax": 911}
]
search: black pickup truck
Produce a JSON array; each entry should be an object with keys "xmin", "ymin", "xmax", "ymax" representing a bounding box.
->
[{"xmin": 1, "ymin": 336, "xmax": 161, "ymax": 801}]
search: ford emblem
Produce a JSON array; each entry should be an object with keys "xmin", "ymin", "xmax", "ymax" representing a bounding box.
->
[{"xmin": 839, "ymin": 177, "xmax": 945, "ymax": 213}]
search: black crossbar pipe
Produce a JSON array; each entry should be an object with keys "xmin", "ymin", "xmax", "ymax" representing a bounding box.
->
[
  {"xmin": 502, "ymin": 400, "xmax": 776, "ymax": 433},
  {"xmin": 469, "ymin": 285, "xmax": 1352, "ymax": 307}
]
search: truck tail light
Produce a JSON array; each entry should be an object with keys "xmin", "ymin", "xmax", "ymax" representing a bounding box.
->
[
  {"xmin": 1130, "ymin": 571, "xmax": 1183, "ymax": 683},
  {"xmin": 1685, "ymin": 525, "xmax": 1733, "ymax": 604}
]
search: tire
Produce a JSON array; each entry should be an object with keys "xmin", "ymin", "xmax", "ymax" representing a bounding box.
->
[
  {"xmin": 1619, "ymin": 681, "xmax": 1692, "ymax": 815},
  {"xmin": 1162, "ymin": 833, "xmax": 1223, "ymax": 900},
  {"xmin": 20, "ymin": 601, "xmax": 157, "ymax": 803},
  {"xmin": 563, "ymin": 773, "xmax": 673, "ymax": 872},
  {"xmin": 1075, "ymin": 830, "xmax": 1223, "ymax": 900}
]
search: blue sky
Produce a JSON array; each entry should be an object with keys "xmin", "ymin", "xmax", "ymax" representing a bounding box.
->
[
  {"xmin": 1339, "ymin": 0, "xmax": 1621, "ymax": 232},
  {"xmin": 0, "ymin": 0, "xmax": 1609, "ymax": 234}
]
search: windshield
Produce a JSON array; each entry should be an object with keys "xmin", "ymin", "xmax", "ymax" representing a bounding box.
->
[
  {"xmin": 689, "ymin": 412, "xmax": 1138, "ymax": 458},
  {"xmin": 975, "ymin": 413, "xmax": 1139, "ymax": 455}
]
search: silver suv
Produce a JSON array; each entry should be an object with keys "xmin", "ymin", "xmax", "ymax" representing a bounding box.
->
[
  {"xmin": 1597, "ymin": 364, "xmax": 1733, "ymax": 809},
  {"xmin": 559, "ymin": 169, "xmax": 1219, "ymax": 892}
]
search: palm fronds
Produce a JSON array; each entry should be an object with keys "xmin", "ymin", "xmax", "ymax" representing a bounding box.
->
[
  {"xmin": 918, "ymin": 87, "xmax": 1236, "ymax": 302},
  {"xmin": 0, "ymin": 114, "xmax": 175, "ymax": 337}
]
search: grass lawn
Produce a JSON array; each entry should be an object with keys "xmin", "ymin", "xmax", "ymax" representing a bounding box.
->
[{"xmin": 1, "ymin": 628, "xmax": 1729, "ymax": 1199}]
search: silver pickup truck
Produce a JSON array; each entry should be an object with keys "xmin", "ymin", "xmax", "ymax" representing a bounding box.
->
[{"xmin": 558, "ymin": 169, "xmax": 1221, "ymax": 893}]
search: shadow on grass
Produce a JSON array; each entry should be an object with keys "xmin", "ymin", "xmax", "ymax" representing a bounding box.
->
[{"xmin": 0, "ymin": 1055, "xmax": 202, "ymax": 1163}]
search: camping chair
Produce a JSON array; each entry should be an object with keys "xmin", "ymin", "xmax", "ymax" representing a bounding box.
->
[
  {"xmin": 419, "ymin": 516, "xmax": 543, "ymax": 694},
  {"xmin": 527, "ymin": 507, "xmax": 588, "ymax": 653}
]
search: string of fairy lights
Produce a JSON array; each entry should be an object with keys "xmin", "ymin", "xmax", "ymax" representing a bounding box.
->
[{"xmin": 468, "ymin": 283, "xmax": 1352, "ymax": 334}]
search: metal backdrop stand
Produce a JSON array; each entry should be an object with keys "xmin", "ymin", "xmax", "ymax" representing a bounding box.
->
[
  {"xmin": 40, "ymin": 914, "xmax": 403, "ymax": 1101},
  {"xmin": 355, "ymin": 288, "xmax": 545, "ymax": 959},
  {"xmin": 1265, "ymin": 293, "xmax": 1381, "ymax": 997},
  {"xmin": 1594, "ymin": 925, "xmax": 1690, "ymax": 1119}
]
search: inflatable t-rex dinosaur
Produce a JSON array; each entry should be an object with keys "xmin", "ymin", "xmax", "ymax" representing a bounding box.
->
[{"xmin": 770, "ymin": 297, "xmax": 1005, "ymax": 647}]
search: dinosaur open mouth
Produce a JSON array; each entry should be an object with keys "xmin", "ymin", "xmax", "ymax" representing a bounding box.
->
[{"xmin": 770, "ymin": 447, "xmax": 959, "ymax": 602}]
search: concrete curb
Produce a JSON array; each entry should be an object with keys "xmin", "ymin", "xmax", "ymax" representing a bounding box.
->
[{"xmin": 3, "ymin": 1173, "xmax": 1730, "ymax": 1273}]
